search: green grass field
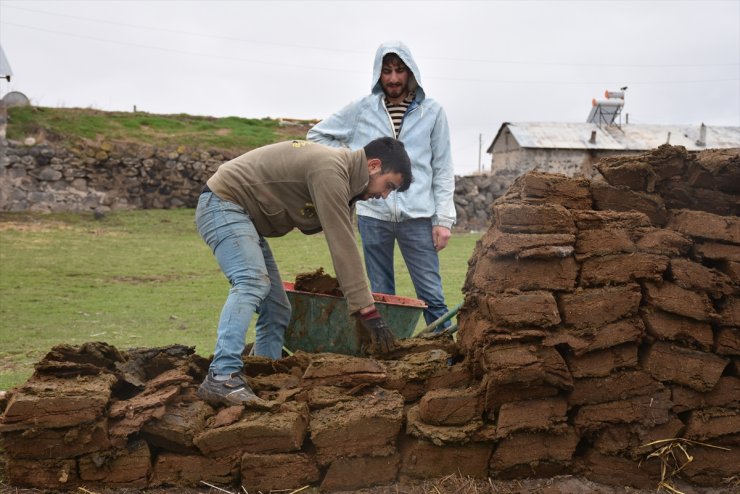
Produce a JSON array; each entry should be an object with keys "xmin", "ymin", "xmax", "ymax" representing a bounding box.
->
[
  {"xmin": 6, "ymin": 106, "xmax": 311, "ymax": 151},
  {"xmin": 0, "ymin": 210, "xmax": 480, "ymax": 391}
]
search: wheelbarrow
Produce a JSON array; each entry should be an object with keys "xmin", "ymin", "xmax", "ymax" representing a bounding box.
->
[{"xmin": 282, "ymin": 281, "xmax": 427, "ymax": 356}]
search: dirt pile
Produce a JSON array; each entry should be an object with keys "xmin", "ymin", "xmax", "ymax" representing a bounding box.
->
[
  {"xmin": 1, "ymin": 145, "xmax": 738, "ymax": 492},
  {"xmin": 459, "ymin": 145, "xmax": 739, "ymax": 488}
]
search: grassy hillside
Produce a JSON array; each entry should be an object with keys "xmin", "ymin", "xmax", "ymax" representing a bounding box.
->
[{"xmin": 6, "ymin": 106, "xmax": 314, "ymax": 151}]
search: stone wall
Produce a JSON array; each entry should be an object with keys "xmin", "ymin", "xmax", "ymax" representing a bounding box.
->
[
  {"xmin": 1, "ymin": 145, "xmax": 738, "ymax": 492},
  {"xmin": 0, "ymin": 140, "xmax": 499, "ymax": 230},
  {"xmin": 0, "ymin": 141, "xmax": 236, "ymax": 212}
]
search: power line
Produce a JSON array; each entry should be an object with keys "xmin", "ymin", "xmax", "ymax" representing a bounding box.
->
[
  {"xmin": 3, "ymin": 22, "xmax": 738, "ymax": 86},
  {"xmin": 4, "ymin": 4, "xmax": 738, "ymax": 69}
]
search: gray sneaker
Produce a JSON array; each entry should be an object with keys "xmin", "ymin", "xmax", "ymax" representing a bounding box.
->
[{"xmin": 197, "ymin": 372, "xmax": 261, "ymax": 406}]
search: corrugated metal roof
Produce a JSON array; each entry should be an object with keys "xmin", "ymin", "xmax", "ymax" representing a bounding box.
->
[
  {"xmin": 0, "ymin": 44, "xmax": 13, "ymax": 81},
  {"xmin": 489, "ymin": 122, "xmax": 740, "ymax": 152}
]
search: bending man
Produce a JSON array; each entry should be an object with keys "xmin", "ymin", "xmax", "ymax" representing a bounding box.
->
[{"xmin": 196, "ymin": 138, "xmax": 412, "ymax": 406}]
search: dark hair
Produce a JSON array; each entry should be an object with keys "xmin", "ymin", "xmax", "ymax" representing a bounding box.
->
[
  {"xmin": 363, "ymin": 137, "xmax": 413, "ymax": 192},
  {"xmin": 382, "ymin": 53, "xmax": 407, "ymax": 69}
]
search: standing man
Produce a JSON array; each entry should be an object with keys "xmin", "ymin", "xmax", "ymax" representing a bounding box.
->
[
  {"xmin": 196, "ymin": 138, "xmax": 412, "ymax": 406},
  {"xmin": 308, "ymin": 40, "xmax": 456, "ymax": 330}
]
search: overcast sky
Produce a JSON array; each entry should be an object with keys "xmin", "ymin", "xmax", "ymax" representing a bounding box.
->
[{"xmin": 1, "ymin": 0, "xmax": 738, "ymax": 175}]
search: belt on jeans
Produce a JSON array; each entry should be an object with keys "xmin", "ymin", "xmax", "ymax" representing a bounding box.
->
[{"xmin": 201, "ymin": 184, "xmax": 211, "ymax": 194}]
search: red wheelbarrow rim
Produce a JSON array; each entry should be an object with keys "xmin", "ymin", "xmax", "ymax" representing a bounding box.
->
[{"xmin": 282, "ymin": 281, "xmax": 427, "ymax": 308}]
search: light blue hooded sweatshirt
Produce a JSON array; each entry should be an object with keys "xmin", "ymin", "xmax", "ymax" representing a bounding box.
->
[{"xmin": 307, "ymin": 41, "xmax": 456, "ymax": 229}]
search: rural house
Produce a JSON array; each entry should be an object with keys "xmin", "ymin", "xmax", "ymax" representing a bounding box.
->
[{"xmin": 486, "ymin": 91, "xmax": 740, "ymax": 187}]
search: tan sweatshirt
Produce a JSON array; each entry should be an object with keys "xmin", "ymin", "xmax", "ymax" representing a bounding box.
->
[{"xmin": 207, "ymin": 140, "xmax": 373, "ymax": 312}]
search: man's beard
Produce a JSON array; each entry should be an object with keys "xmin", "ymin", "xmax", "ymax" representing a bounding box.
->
[{"xmin": 384, "ymin": 84, "xmax": 406, "ymax": 98}]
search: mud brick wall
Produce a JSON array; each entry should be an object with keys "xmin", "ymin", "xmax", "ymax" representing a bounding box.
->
[
  {"xmin": 1, "ymin": 145, "xmax": 738, "ymax": 492},
  {"xmin": 458, "ymin": 145, "xmax": 739, "ymax": 488}
]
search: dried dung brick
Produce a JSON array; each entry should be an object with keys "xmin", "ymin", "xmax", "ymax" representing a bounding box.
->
[
  {"xmin": 467, "ymin": 256, "xmax": 578, "ymax": 293},
  {"xmin": 382, "ymin": 349, "xmax": 452, "ymax": 401},
  {"xmin": 634, "ymin": 227, "xmax": 693, "ymax": 257},
  {"xmin": 240, "ymin": 452, "xmax": 319, "ymax": 493},
  {"xmin": 568, "ymin": 370, "xmax": 665, "ymax": 406},
  {"xmin": 405, "ymin": 404, "xmax": 483, "ymax": 445},
  {"xmin": 426, "ymin": 361, "xmax": 474, "ymax": 391},
  {"xmin": 477, "ymin": 291, "xmax": 560, "ymax": 327},
  {"xmin": 688, "ymin": 148, "xmax": 740, "ymax": 193},
  {"xmin": 572, "ymin": 209, "xmax": 651, "ymax": 231},
  {"xmin": 543, "ymin": 317, "xmax": 645, "ymax": 356},
  {"xmin": 684, "ymin": 407, "xmax": 740, "ymax": 441},
  {"xmin": 719, "ymin": 260, "xmax": 740, "ymax": 282},
  {"xmin": 643, "ymin": 341, "xmax": 728, "ymax": 392},
  {"xmin": 641, "ymin": 308, "xmax": 714, "ymax": 351},
  {"xmin": 304, "ymin": 385, "xmax": 357, "ymax": 409},
  {"xmin": 693, "ymin": 241, "xmax": 740, "ymax": 262},
  {"xmin": 660, "ymin": 179, "xmax": 740, "ymax": 216},
  {"xmin": 480, "ymin": 229, "xmax": 575, "ymax": 258},
  {"xmin": 34, "ymin": 341, "xmax": 124, "ymax": 377},
  {"xmin": 718, "ymin": 297, "xmax": 740, "ymax": 328},
  {"xmin": 669, "ymin": 209, "xmax": 740, "ymax": 244},
  {"xmin": 78, "ymin": 440, "xmax": 151, "ymax": 487},
  {"xmin": 513, "ymin": 172, "xmax": 593, "ymax": 209},
  {"xmin": 579, "ymin": 252, "xmax": 668, "ymax": 286},
  {"xmin": 194, "ymin": 402, "xmax": 308, "ymax": 457},
  {"xmin": 566, "ymin": 344, "xmax": 639, "ymax": 378},
  {"xmin": 321, "ymin": 453, "xmax": 399, "ymax": 491},
  {"xmin": 495, "ymin": 397, "xmax": 567, "ymax": 437},
  {"xmin": 301, "ymin": 353, "xmax": 386, "ymax": 388},
  {"xmin": 2, "ymin": 419, "xmax": 110, "ymax": 459},
  {"xmin": 715, "ymin": 327, "xmax": 740, "ymax": 356},
  {"xmin": 398, "ymin": 435, "xmax": 491, "ymax": 479},
  {"xmin": 481, "ymin": 343, "xmax": 573, "ymax": 390},
  {"xmin": 671, "ymin": 376, "xmax": 740, "ymax": 413},
  {"xmin": 489, "ymin": 427, "xmax": 578, "ymax": 471},
  {"xmin": 592, "ymin": 417, "xmax": 685, "ymax": 459},
  {"xmin": 574, "ymin": 389, "xmax": 673, "ymax": 432},
  {"xmin": 644, "ymin": 281, "xmax": 718, "ymax": 322},
  {"xmin": 558, "ymin": 284, "xmax": 641, "ymax": 329},
  {"xmin": 591, "ymin": 181, "xmax": 668, "ymax": 226},
  {"xmin": 680, "ymin": 444, "xmax": 740, "ymax": 487},
  {"xmin": 310, "ymin": 388, "xmax": 404, "ymax": 465},
  {"xmin": 595, "ymin": 158, "xmax": 657, "ymax": 191},
  {"xmin": 5, "ymin": 458, "xmax": 78, "ymax": 490},
  {"xmin": 0, "ymin": 373, "xmax": 117, "ymax": 430},
  {"xmin": 141, "ymin": 400, "xmax": 214, "ymax": 454},
  {"xmin": 493, "ymin": 202, "xmax": 576, "ymax": 234},
  {"xmin": 150, "ymin": 453, "xmax": 237, "ymax": 487},
  {"xmin": 418, "ymin": 386, "xmax": 481, "ymax": 426},
  {"xmin": 574, "ymin": 228, "xmax": 635, "ymax": 260},
  {"xmin": 669, "ymin": 258, "xmax": 735, "ymax": 298},
  {"xmin": 578, "ymin": 450, "xmax": 660, "ymax": 490},
  {"xmin": 483, "ymin": 376, "xmax": 560, "ymax": 412}
]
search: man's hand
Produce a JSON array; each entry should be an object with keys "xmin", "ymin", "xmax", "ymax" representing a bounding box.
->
[
  {"xmin": 432, "ymin": 225, "xmax": 452, "ymax": 251},
  {"xmin": 354, "ymin": 307, "xmax": 396, "ymax": 354}
]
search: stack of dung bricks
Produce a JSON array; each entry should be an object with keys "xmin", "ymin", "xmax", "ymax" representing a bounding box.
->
[
  {"xmin": 458, "ymin": 145, "xmax": 739, "ymax": 488},
  {"xmin": 1, "ymin": 145, "xmax": 737, "ymax": 492}
]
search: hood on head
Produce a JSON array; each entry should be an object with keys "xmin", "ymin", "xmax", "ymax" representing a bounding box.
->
[{"xmin": 371, "ymin": 40, "xmax": 424, "ymax": 101}]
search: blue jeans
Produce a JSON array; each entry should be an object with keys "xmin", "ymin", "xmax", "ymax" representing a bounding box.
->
[
  {"xmin": 195, "ymin": 192, "xmax": 291, "ymax": 373},
  {"xmin": 357, "ymin": 216, "xmax": 450, "ymax": 328}
]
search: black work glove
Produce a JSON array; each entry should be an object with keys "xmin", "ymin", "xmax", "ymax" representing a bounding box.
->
[{"xmin": 354, "ymin": 308, "xmax": 396, "ymax": 355}]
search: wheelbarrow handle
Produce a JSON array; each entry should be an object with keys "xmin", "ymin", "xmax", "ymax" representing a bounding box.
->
[{"xmin": 417, "ymin": 303, "xmax": 462, "ymax": 335}]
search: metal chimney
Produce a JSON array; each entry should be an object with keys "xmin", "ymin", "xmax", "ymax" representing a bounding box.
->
[{"xmin": 695, "ymin": 123, "xmax": 706, "ymax": 147}]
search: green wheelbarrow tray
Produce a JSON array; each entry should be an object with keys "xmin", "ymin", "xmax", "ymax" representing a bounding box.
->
[{"xmin": 282, "ymin": 281, "xmax": 427, "ymax": 356}]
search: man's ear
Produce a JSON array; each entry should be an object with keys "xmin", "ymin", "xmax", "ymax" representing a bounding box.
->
[{"xmin": 367, "ymin": 158, "xmax": 382, "ymax": 174}]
